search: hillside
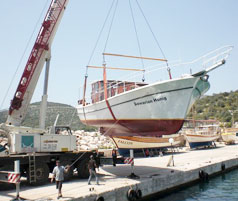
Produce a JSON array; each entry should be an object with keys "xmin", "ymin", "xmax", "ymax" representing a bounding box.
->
[
  {"xmin": 0, "ymin": 102, "xmax": 96, "ymax": 131},
  {"xmin": 187, "ymin": 90, "xmax": 238, "ymax": 127}
]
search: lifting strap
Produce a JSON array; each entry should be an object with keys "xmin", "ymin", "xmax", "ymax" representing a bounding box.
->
[{"xmin": 103, "ymin": 64, "xmax": 117, "ymax": 121}]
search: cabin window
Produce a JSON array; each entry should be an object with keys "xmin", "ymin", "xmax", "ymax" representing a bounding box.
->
[
  {"xmin": 91, "ymin": 80, "xmax": 147, "ymax": 103},
  {"xmin": 95, "ymin": 82, "xmax": 99, "ymax": 92}
]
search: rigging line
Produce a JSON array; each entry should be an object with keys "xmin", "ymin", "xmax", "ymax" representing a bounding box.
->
[
  {"xmin": 0, "ymin": 0, "xmax": 50, "ymax": 111},
  {"xmin": 103, "ymin": 0, "xmax": 119, "ymax": 54},
  {"xmin": 129, "ymin": 0, "xmax": 145, "ymax": 80},
  {"xmin": 135, "ymin": 0, "xmax": 168, "ymax": 64},
  {"xmin": 69, "ymin": 107, "xmax": 77, "ymax": 127},
  {"xmin": 85, "ymin": 0, "xmax": 117, "ymax": 75}
]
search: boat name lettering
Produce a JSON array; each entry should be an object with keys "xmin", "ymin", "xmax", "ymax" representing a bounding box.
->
[
  {"xmin": 134, "ymin": 97, "xmax": 167, "ymax": 106},
  {"xmin": 118, "ymin": 140, "xmax": 133, "ymax": 145}
]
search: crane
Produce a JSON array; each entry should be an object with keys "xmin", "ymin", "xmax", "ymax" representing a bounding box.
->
[
  {"xmin": 6, "ymin": 0, "xmax": 69, "ymax": 127},
  {"xmin": 0, "ymin": 0, "xmax": 77, "ymax": 154},
  {"xmin": 0, "ymin": 1, "xmax": 124, "ymax": 185}
]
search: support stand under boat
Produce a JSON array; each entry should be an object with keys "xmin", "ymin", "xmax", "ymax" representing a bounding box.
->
[{"xmin": 127, "ymin": 149, "xmax": 140, "ymax": 179}]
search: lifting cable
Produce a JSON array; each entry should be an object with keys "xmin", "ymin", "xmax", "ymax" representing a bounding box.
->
[
  {"xmin": 68, "ymin": 151, "xmax": 87, "ymax": 168},
  {"xmin": 129, "ymin": 0, "xmax": 145, "ymax": 82},
  {"xmin": 103, "ymin": 0, "xmax": 119, "ymax": 56},
  {"xmin": 82, "ymin": 0, "xmax": 118, "ymax": 108},
  {"xmin": 68, "ymin": 107, "xmax": 77, "ymax": 127},
  {"xmin": 85, "ymin": 0, "xmax": 118, "ymax": 76},
  {"xmin": 0, "ymin": 0, "xmax": 50, "ymax": 111},
  {"xmin": 100, "ymin": 1, "xmax": 119, "ymax": 121},
  {"xmin": 135, "ymin": 0, "xmax": 172, "ymax": 79}
]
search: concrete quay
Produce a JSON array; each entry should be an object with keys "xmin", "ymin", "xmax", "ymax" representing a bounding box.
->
[{"xmin": 1, "ymin": 143, "xmax": 238, "ymax": 201}]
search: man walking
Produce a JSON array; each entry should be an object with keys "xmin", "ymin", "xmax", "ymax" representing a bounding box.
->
[
  {"xmin": 88, "ymin": 155, "xmax": 99, "ymax": 185},
  {"xmin": 51, "ymin": 160, "xmax": 69, "ymax": 199}
]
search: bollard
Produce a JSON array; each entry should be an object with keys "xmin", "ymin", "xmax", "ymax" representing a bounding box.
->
[
  {"xmin": 127, "ymin": 150, "xmax": 139, "ymax": 179},
  {"xmin": 14, "ymin": 160, "xmax": 21, "ymax": 200},
  {"xmin": 130, "ymin": 150, "xmax": 134, "ymax": 175}
]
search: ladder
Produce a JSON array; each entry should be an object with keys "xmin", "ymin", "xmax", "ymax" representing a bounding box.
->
[{"xmin": 28, "ymin": 153, "xmax": 36, "ymax": 183}]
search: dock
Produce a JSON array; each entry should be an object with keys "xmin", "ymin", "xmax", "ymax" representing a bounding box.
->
[{"xmin": 1, "ymin": 143, "xmax": 238, "ymax": 201}]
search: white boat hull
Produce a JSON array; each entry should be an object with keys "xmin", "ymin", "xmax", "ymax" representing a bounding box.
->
[
  {"xmin": 77, "ymin": 75, "xmax": 210, "ymax": 137},
  {"xmin": 184, "ymin": 134, "xmax": 219, "ymax": 149},
  {"xmin": 184, "ymin": 134, "xmax": 219, "ymax": 143},
  {"xmin": 221, "ymin": 133, "xmax": 238, "ymax": 144}
]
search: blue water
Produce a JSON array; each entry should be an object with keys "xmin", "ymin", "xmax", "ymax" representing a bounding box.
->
[{"xmin": 152, "ymin": 168, "xmax": 238, "ymax": 201}]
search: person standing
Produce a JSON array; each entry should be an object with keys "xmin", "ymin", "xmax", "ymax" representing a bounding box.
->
[
  {"xmin": 145, "ymin": 149, "xmax": 150, "ymax": 157},
  {"xmin": 112, "ymin": 149, "xmax": 117, "ymax": 166},
  {"xmin": 88, "ymin": 155, "xmax": 99, "ymax": 185},
  {"xmin": 95, "ymin": 150, "xmax": 101, "ymax": 171},
  {"xmin": 51, "ymin": 160, "xmax": 69, "ymax": 199}
]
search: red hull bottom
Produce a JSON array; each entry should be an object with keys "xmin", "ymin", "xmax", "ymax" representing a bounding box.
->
[{"xmin": 81, "ymin": 119, "xmax": 185, "ymax": 137}]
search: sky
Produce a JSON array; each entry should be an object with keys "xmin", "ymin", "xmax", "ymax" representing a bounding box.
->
[{"xmin": 0, "ymin": 0, "xmax": 237, "ymax": 111}]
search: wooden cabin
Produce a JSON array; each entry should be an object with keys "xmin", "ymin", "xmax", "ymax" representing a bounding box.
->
[{"xmin": 91, "ymin": 80, "xmax": 147, "ymax": 103}]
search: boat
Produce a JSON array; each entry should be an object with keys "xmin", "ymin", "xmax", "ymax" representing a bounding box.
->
[
  {"xmin": 77, "ymin": 46, "xmax": 232, "ymax": 138},
  {"xmin": 184, "ymin": 134, "xmax": 219, "ymax": 149},
  {"xmin": 221, "ymin": 128, "xmax": 238, "ymax": 144},
  {"xmin": 112, "ymin": 135, "xmax": 184, "ymax": 149},
  {"xmin": 76, "ymin": 3, "xmax": 232, "ymax": 138},
  {"xmin": 112, "ymin": 135, "xmax": 185, "ymax": 157},
  {"xmin": 181, "ymin": 120, "xmax": 220, "ymax": 149}
]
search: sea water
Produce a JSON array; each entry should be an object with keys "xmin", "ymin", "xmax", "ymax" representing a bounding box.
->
[{"xmin": 152, "ymin": 168, "xmax": 238, "ymax": 201}]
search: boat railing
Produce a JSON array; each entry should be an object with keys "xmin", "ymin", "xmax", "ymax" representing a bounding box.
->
[
  {"xmin": 79, "ymin": 46, "xmax": 233, "ymax": 104},
  {"xmin": 90, "ymin": 80, "xmax": 148, "ymax": 103},
  {"xmin": 174, "ymin": 45, "xmax": 233, "ymax": 75},
  {"xmin": 115, "ymin": 46, "xmax": 233, "ymax": 83}
]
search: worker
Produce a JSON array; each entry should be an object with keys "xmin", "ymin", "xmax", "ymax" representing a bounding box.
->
[
  {"xmin": 92, "ymin": 150, "xmax": 100, "ymax": 171},
  {"xmin": 145, "ymin": 149, "xmax": 150, "ymax": 157},
  {"xmin": 88, "ymin": 155, "xmax": 99, "ymax": 185},
  {"xmin": 51, "ymin": 160, "xmax": 69, "ymax": 199},
  {"xmin": 112, "ymin": 149, "xmax": 117, "ymax": 166}
]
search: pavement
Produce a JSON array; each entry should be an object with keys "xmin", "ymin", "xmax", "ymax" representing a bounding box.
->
[{"xmin": 1, "ymin": 143, "xmax": 238, "ymax": 201}]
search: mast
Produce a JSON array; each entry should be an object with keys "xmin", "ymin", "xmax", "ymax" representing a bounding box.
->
[{"xmin": 6, "ymin": 0, "xmax": 69, "ymax": 126}]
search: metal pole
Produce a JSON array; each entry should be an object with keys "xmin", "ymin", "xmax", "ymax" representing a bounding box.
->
[
  {"xmin": 130, "ymin": 149, "xmax": 134, "ymax": 174},
  {"xmin": 15, "ymin": 160, "xmax": 20, "ymax": 199},
  {"xmin": 127, "ymin": 149, "xmax": 139, "ymax": 179},
  {"xmin": 39, "ymin": 57, "xmax": 51, "ymax": 129},
  {"xmin": 171, "ymin": 143, "xmax": 174, "ymax": 166}
]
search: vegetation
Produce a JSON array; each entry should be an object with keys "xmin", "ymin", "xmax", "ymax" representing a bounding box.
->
[
  {"xmin": 0, "ymin": 102, "xmax": 96, "ymax": 131},
  {"xmin": 187, "ymin": 90, "xmax": 238, "ymax": 127}
]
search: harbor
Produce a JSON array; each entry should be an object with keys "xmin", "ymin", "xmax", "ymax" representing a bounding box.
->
[
  {"xmin": 0, "ymin": 1, "xmax": 238, "ymax": 201},
  {"xmin": 1, "ymin": 142, "xmax": 238, "ymax": 201}
]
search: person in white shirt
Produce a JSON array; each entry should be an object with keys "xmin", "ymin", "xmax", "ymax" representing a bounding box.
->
[{"xmin": 51, "ymin": 160, "xmax": 69, "ymax": 199}]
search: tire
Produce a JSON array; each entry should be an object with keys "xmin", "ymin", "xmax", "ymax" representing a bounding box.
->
[
  {"xmin": 27, "ymin": 162, "xmax": 49, "ymax": 185},
  {"xmin": 127, "ymin": 189, "xmax": 137, "ymax": 201},
  {"xmin": 76, "ymin": 158, "xmax": 90, "ymax": 179},
  {"xmin": 135, "ymin": 189, "xmax": 142, "ymax": 199}
]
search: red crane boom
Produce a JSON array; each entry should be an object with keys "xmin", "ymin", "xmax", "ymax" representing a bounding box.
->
[{"xmin": 7, "ymin": 0, "xmax": 69, "ymax": 126}]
